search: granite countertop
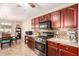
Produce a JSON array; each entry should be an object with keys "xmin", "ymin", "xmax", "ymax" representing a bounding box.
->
[{"xmin": 47, "ymin": 38, "xmax": 79, "ymax": 48}]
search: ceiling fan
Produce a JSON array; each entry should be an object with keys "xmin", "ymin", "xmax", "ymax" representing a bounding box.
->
[
  {"xmin": 28, "ymin": 3, "xmax": 35, "ymax": 8},
  {"xmin": 17, "ymin": 3, "xmax": 36, "ymax": 8}
]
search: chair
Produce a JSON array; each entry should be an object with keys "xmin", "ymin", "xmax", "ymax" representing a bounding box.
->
[
  {"xmin": 10, "ymin": 36, "xmax": 17, "ymax": 45},
  {"xmin": 0, "ymin": 34, "xmax": 11, "ymax": 50}
]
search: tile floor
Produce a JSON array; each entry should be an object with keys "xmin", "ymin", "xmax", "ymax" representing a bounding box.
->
[{"xmin": 0, "ymin": 40, "xmax": 37, "ymax": 56}]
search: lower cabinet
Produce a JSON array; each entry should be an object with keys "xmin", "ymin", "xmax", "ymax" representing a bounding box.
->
[
  {"xmin": 59, "ymin": 49, "xmax": 77, "ymax": 56},
  {"xmin": 27, "ymin": 37, "xmax": 35, "ymax": 50},
  {"xmin": 48, "ymin": 45, "xmax": 58, "ymax": 56},
  {"xmin": 78, "ymin": 48, "xmax": 79, "ymax": 56},
  {"xmin": 47, "ymin": 40, "xmax": 78, "ymax": 56},
  {"xmin": 47, "ymin": 41, "xmax": 59, "ymax": 56}
]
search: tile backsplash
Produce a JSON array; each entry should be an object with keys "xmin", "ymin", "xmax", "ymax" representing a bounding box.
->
[
  {"xmin": 53, "ymin": 28, "xmax": 78, "ymax": 42},
  {"xmin": 34, "ymin": 28, "xmax": 78, "ymax": 43}
]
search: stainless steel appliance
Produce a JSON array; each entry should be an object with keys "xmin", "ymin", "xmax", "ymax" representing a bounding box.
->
[
  {"xmin": 35, "ymin": 32, "xmax": 54, "ymax": 56},
  {"xmin": 35, "ymin": 36, "xmax": 46, "ymax": 56},
  {"xmin": 25, "ymin": 31, "xmax": 33, "ymax": 35},
  {"xmin": 67, "ymin": 31, "xmax": 78, "ymax": 43},
  {"xmin": 39, "ymin": 21, "xmax": 51, "ymax": 29}
]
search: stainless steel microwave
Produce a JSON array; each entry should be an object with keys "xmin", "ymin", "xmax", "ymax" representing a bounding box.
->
[{"xmin": 39, "ymin": 21, "xmax": 51, "ymax": 29}]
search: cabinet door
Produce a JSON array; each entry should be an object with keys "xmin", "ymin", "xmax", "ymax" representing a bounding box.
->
[
  {"xmin": 61, "ymin": 9, "xmax": 74, "ymax": 28},
  {"xmin": 35, "ymin": 18, "xmax": 39, "ymax": 24},
  {"xmin": 51, "ymin": 11, "xmax": 61, "ymax": 29},
  {"xmin": 59, "ymin": 49, "xmax": 77, "ymax": 56},
  {"xmin": 31, "ymin": 38, "xmax": 35, "ymax": 50},
  {"xmin": 48, "ymin": 45, "xmax": 58, "ymax": 56},
  {"xmin": 78, "ymin": 48, "xmax": 79, "ymax": 56},
  {"xmin": 34, "ymin": 18, "xmax": 39, "ymax": 29},
  {"xmin": 31, "ymin": 19, "xmax": 35, "ymax": 29},
  {"xmin": 45, "ymin": 13, "xmax": 51, "ymax": 21},
  {"xmin": 39, "ymin": 16, "xmax": 44, "ymax": 22},
  {"xmin": 61, "ymin": 4, "xmax": 78, "ymax": 28}
]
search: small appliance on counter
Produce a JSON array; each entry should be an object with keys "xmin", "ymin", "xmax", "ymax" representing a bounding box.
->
[
  {"xmin": 67, "ymin": 31, "xmax": 78, "ymax": 43},
  {"xmin": 25, "ymin": 31, "xmax": 33, "ymax": 35}
]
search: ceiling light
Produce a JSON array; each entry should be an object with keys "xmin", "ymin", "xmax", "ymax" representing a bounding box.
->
[
  {"xmin": 0, "ymin": 22, "xmax": 11, "ymax": 26},
  {"xmin": 5, "ymin": 23, "xmax": 8, "ymax": 25},
  {"xmin": 8, "ymin": 23, "xmax": 11, "ymax": 26},
  {"xmin": 1, "ymin": 23, "xmax": 5, "ymax": 25}
]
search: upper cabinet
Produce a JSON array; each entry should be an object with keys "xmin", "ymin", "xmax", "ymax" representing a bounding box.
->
[
  {"xmin": 61, "ymin": 4, "xmax": 78, "ymax": 28},
  {"xmin": 31, "ymin": 19, "xmax": 35, "ymax": 29},
  {"xmin": 39, "ymin": 16, "xmax": 45, "ymax": 22},
  {"xmin": 31, "ymin": 4, "xmax": 78, "ymax": 29},
  {"xmin": 31, "ymin": 17, "xmax": 39, "ymax": 29},
  {"xmin": 51, "ymin": 11, "xmax": 61, "ymax": 29},
  {"xmin": 39, "ymin": 13, "xmax": 51, "ymax": 22},
  {"xmin": 45, "ymin": 13, "xmax": 51, "ymax": 21}
]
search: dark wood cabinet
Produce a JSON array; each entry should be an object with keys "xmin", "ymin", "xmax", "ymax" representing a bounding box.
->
[
  {"xmin": 34, "ymin": 18, "xmax": 39, "ymax": 24},
  {"xmin": 59, "ymin": 44, "xmax": 78, "ymax": 56},
  {"xmin": 51, "ymin": 11, "xmax": 61, "ymax": 29},
  {"xmin": 78, "ymin": 48, "xmax": 79, "ymax": 56},
  {"xmin": 45, "ymin": 13, "xmax": 51, "ymax": 21},
  {"xmin": 61, "ymin": 4, "xmax": 78, "ymax": 28},
  {"xmin": 34, "ymin": 18, "xmax": 39, "ymax": 29},
  {"xmin": 59, "ymin": 49, "xmax": 77, "ymax": 56},
  {"xmin": 31, "ymin": 19, "xmax": 35, "ymax": 29},
  {"xmin": 31, "ymin": 4, "xmax": 78, "ymax": 29},
  {"xmin": 27, "ymin": 37, "xmax": 35, "ymax": 50},
  {"xmin": 31, "ymin": 18, "xmax": 39, "ymax": 29},
  {"xmin": 39, "ymin": 13, "xmax": 51, "ymax": 22},
  {"xmin": 39, "ymin": 16, "xmax": 44, "ymax": 22},
  {"xmin": 48, "ymin": 45, "xmax": 58, "ymax": 56},
  {"xmin": 47, "ymin": 40, "xmax": 78, "ymax": 56},
  {"xmin": 47, "ymin": 41, "xmax": 59, "ymax": 56}
]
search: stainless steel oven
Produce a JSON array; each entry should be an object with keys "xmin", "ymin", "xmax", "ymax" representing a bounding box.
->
[
  {"xmin": 34, "ymin": 37, "xmax": 46, "ymax": 56},
  {"xmin": 35, "ymin": 41, "xmax": 45, "ymax": 53},
  {"xmin": 34, "ymin": 32, "xmax": 54, "ymax": 56}
]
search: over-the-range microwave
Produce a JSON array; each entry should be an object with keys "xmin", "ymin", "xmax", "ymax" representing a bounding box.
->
[{"xmin": 39, "ymin": 21, "xmax": 52, "ymax": 29}]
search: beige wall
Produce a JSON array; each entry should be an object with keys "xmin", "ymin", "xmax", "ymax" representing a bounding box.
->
[
  {"xmin": 78, "ymin": 4, "xmax": 79, "ymax": 44},
  {"xmin": 21, "ymin": 19, "xmax": 32, "ymax": 39}
]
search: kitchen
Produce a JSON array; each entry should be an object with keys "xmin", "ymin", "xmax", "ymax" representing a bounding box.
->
[
  {"xmin": 0, "ymin": 3, "xmax": 78, "ymax": 56},
  {"xmin": 25, "ymin": 3, "xmax": 79, "ymax": 56}
]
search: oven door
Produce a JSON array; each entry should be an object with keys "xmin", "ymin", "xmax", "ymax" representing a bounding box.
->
[{"xmin": 35, "ymin": 41, "xmax": 45, "ymax": 53}]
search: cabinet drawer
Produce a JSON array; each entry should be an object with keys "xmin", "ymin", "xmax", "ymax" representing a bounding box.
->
[
  {"xmin": 59, "ymin": 44, "xmax": 78, "ymax": 54},
  {"xmin": 47, "ymin": 41, "xmax": 58, "ymax": 47},
  {"xmin": 59, "ymin": 49, "xmax": 77, "ymax": 56},
  {"xmin": 48, "ymin": 45, "xmax": 58, "ymax": 56}
]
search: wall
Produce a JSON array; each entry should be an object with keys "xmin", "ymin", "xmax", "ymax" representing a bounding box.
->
[
  {"xmin": 21, "ymin": 19, "xmax": 32, "ymax": 39},
  {"xmin": 78, "ymin": 4, "xmax": 79, "ymax": 42}
]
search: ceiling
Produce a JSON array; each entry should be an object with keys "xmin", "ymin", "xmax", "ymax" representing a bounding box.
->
[{"xmin": 0, "ymin": 3, "xmax": 75, "ymax": 21}]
